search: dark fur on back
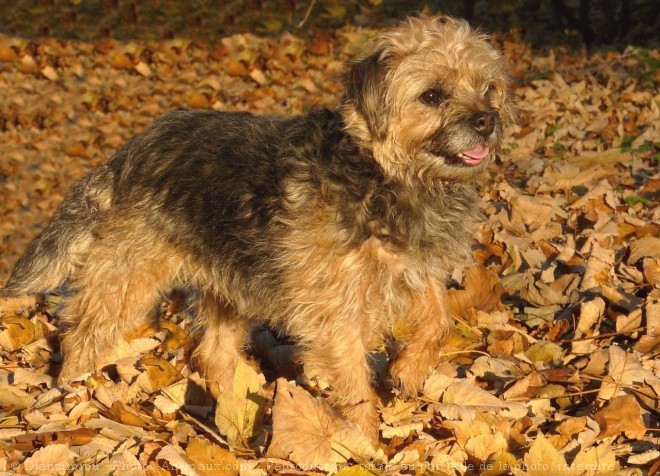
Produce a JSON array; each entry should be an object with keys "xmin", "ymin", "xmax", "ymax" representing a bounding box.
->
[{"xmin": 101, "ymin": 108, "xmax": 479, "ymax": 313}]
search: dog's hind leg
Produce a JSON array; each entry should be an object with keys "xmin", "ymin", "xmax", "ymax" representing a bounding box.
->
[
  {"xmin": 192, "ymin": 292, "xmax": 250, "ymax": 393},
  {"xmin": 1, "ymin": 165, "xmax": 114, "ymax": 298},
  {"xmin": 58, "ymin": 214, "xmax": 184, "ymax": 381}
]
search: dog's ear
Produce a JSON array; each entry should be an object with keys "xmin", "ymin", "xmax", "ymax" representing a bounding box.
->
[
  {"xmin": 341, "ymin": 51, "xmax": 389, "ymax": 139},
  {"xmin": 500, "ymin": 86, "xmax": 520, "ymax": 127}
]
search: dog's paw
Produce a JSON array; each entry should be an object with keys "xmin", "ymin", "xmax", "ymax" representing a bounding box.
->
[
  {"xmin": 342, "ymin": 398, "xmax": 379, "ymax": 445},
  {"xmin": 0, "ymin": 294, "xmax": 39, "ymax": 317},
  {"xmin": 389, "ymin": 355, "xmax": 429, "ymax": 398}
]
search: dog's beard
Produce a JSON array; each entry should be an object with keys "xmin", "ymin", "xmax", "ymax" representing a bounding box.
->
[{"xmin": 426, "ymin": 119, "xmax": 503, "ymax": 168}]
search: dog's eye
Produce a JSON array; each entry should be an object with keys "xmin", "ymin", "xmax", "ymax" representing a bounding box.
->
[
  {"xmin": 419, "ymin": 89, "xmax": 445, "ymax": 106},
  {"xmin": 484, "ymin": 83, "xmax": 496, "ymax": 97}
]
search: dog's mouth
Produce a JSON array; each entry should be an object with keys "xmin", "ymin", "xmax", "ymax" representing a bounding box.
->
[
  {"xmin": 433, "ymin": 144, "xmax": 489, "ymax": 167},
  {"xmin": 457, "ymin": 145, "xmax": 489, "ymax": 166}
]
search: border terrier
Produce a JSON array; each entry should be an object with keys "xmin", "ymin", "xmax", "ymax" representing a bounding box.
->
[{"xmin": 1, "ymin": 16, "xmax": 514, "ymax": 440}]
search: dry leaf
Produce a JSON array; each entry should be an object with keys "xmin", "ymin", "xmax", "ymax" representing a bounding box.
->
[
  {"xmin": 186, "ymin": 437, "xmax": 239, "ymax": 476},
  {"xmin": 136, "ymin": 355, "xmax": 182, "ymax": 393},
  {"xmin": 268, "ymin": 379, "xmax": 375, "ymax": 471},
  {"xmin": 22, "ymin": 444, "xmax": 76, "ymax": 476},
  {"xmin": 512, "ymin": 433, "xmax": 566, "ymax": 476},
  {"xmin": 214, "ymin": 358, "xmax": 266, "ymax": 447},
  {"xmin": 447, "ymin": 266, "xmax": 504, "ymax": 318},
  {"xmin": 594, "ymin": 394, "xmax": 647, "ymax": 439},
  {"xmin": 0, "ymin": 315, "xmax": 36, "ymax": 351},
  {"xmin": 0, "ymin": 383, "xmax": 36, "ymax": 410},
  {"xmin": 627, "ymin": 235, "xmax": 660, "ymax": 263}
]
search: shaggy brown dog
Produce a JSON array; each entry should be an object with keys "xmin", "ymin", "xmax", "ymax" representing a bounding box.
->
[{"xmin": 0, "ymin": 15, "xmax": 514, "ymax": 441}]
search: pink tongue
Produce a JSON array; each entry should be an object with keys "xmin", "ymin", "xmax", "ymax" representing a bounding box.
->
[{"xmin": 460, "ymin": 145, "xmax": 489, "ymax": 165}]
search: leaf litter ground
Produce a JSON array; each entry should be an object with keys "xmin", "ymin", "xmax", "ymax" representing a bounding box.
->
[{"xmin": 0, "ymin": 24, "xmax": 659, "ymax": 476}]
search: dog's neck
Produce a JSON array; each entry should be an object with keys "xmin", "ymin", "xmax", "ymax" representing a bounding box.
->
[{"xmin": 309, "ymin": 109, "xmax": 480, "ymax": 264}]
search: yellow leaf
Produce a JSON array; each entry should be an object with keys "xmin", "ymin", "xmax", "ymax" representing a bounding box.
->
[
  {"xmin": 0, "ymin": 315, "xmax": 36, "ymax": 351},
  {"xmin": 0, "ymin": 382, "xmax": 36, "ymax": 410},
  {"xmin": 323, "ymin": 5, "xmax": 347, "ymax": 20},
  {"xmin": 335, "ymin": 465, "xmax": 375, "ymax": 476},
  {"xmin": 186, "ymin": 437, "xmax": 238, "ymax": 476},
  {"xmin": 214, "ymin": 359, "xmax": 266, "ymax": 447},
  {"xmin": 571, "ymin": 442, "xmax": 620, "ymax": 475},
  {"xmin": 41, "ymin": 65, "xmax": 58, "ymax": 80},
  {"xmin": 22, "ymin": 444, "xmax": 76, "ymax": 476},
  {"xmin": 513, "ymin": 433, "xmax": 566, "ymax": 476},
  {"xmin": 523, "ymin": 341, "xmax": 564, "ymax": 365}
]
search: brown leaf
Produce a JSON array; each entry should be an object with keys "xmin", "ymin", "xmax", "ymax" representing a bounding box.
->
[
  {"xmin": 642, "ymin": 258, "xmax": 660, "ymax": 285},
  {"xmin": 111, "ymin": 52, "xmax": 133, "ymax": 70},
  {"xmin": 635, "ymin": 300, "xmax": 659, "ymax": 354},
  {"xmin": 509, "ymin": 194, "xmax": 565, "ymax": 231},
  {"xmin": 189, "ymin": 91, "xmax": 210, "ymax": 109},
  {"xmin": 18, "ymin": 54, "xmax": 40, "ymax": 74},
  {"xmin": 268, "ymin": 379, "xmax": 375, "ymax": 470},
  {"xmin": 65, "ymin": 142, "xmax": 89, "ymax": 158},
  {"xmin": 628, "ymin": 235, "xmax": 660, "ymax": 264},
  {"xmin": 0, "ymin": 315, "xmax": 36, "ymax": 351},
  {"xmin": 594, "ymin": 394, "xmax": 647, "ymax": 439},
  {"xmin": 447, "ymin": 266, "xmax": 504, "ymax": 318},
  {"xmin": 136, "ymin": 355, "xmax": 182, "ymax": 393},
  {"xmin": 41, "ymin": 65, "xmax": 58, "ymax": 80},
  {"xmin": 13, "ymin": 429, "xmax": 96, "ymax": 452},
  {"xmin": 0, "ymin": 45, "xmax": 17, "ymax": 62},
  {"xmin": 309, "ymin": 36, "xmax": 331, "ymax": 56},
  {"xmin": 225, "ymin": 59, "xmax": 247, "ymax": 77}
]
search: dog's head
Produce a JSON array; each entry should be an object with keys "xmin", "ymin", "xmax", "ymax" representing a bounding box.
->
[{"xmin": 341, "ymin": 15, "xmax": 516, "ymax": 184}]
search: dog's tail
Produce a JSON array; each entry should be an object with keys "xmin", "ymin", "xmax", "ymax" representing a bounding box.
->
[{"xmin": 0, "ymin": 165, "xmax": 114, "ymax": 297}]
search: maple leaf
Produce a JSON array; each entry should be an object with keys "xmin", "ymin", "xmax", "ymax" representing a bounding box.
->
[{"xmin": 268, "ymin": 379, "xmax": 376, "ymax": 471}]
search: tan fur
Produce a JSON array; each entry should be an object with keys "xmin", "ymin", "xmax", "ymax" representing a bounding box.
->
[{"xmin": 59, "ymin": 213, "xmax": 185, "ymax": 380}]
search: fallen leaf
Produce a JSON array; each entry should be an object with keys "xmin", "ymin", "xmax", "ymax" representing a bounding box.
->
[
  {"xmin": 0, "ymin": 315, "xmax": 36, "ymax": 351},
  {"xmin": 594, "ymin": 394, "xmax": 647, "ymax": 439},
  {"xmin": 186, "ymin": 437, "xmax": 238, "ymax": 476},
  {"xmin": 268, "ymin": 379, "xmax": 375, "ymax": 471},
  {"xmin": 627, "ymin": 235, "xmax": 660, "ymax": 263},
  {"xmin": 447, "ymin": 266, "xmax": 504, "ymax": 318},
  {"xmin": 136, "ymin": 355, "xmax": 182, "ymax": 393},
  {"xmin": 214, "ymin": 358, "xmax": 266, "ymax": 447},
  {"xmin": 22, "ymin": 444, "xmax": 76, "ymax": 476},
  {"xmin": 41, "ymin": 65, "xmax": 58, "ymax": 80},
  {"xmin": 0, "ymin": 383, "xmax": 36, "ymax": 410}
]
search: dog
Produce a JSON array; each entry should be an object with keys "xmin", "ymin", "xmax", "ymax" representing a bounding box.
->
[{"xmin": 0, "ymin": 15, "xmax": 514, "ymax": 441}]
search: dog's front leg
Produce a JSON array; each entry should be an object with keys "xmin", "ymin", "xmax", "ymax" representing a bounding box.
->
[
  {"xmin": 299, "ymin": 318, "xmax": 379, "ymax": 443},
  {"xmin": 389, "ymin": 280, "xmax": 451, "ymax": 396}
]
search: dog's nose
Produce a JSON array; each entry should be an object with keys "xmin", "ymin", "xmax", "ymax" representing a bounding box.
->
[{"xmin": 470, "ymin": 111, "xmax": 496, "ymax": 137}]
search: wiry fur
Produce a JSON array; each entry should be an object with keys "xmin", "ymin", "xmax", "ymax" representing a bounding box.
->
[{"xmin": 0, "ymin": 15, "xmax": 513, "ymax": 442}]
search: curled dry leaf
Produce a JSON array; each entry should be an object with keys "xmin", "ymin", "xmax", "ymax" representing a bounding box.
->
[{"xmin": 0, "ymin": 315, "xmax": 36, "ymax": 351}]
